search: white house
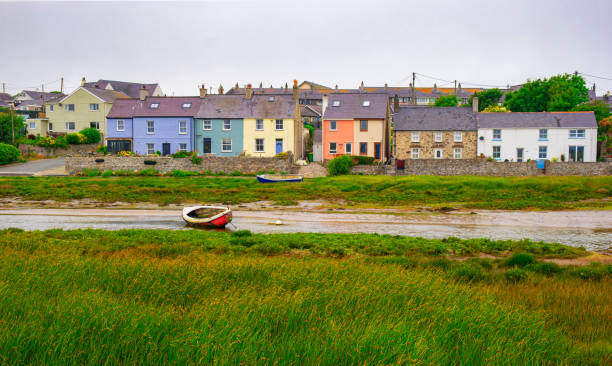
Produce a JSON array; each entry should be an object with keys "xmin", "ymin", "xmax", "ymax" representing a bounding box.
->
[{"xmin": 477, "ymin": 112, "xmax": 598, "ymax": 162}]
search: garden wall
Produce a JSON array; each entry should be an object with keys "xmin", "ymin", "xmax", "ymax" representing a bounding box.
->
[
  {"xmin": 19, "ymin": 143, "xmax": 99, "ymax": 158},
  {"xmin": 395, "ymin": 159, "xmax": 539, "ymax": 176},
  {"xmin": 545, "ymin": 161, "xmax": 612, "ymax": 176},
  {"xmin": 65, "ymin": 156, "xmax": 294, "ymax": 175},
  {"xmin": 350, "ymin": 165, "xmax": 386, "ymax": 175}
]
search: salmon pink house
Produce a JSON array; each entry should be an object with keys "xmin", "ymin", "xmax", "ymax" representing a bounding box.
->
[{"xmin": 321, "ymin": 93, "xmax": 390, "ymax": 161}]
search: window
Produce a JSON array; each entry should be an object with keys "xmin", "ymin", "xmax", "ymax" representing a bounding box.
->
[
  {"xmin": 222, "ymin": 138, "xmax": 232, "ymax": 152},
  {"xmin": 150, "ymin": 103, "xmax": 159, "ymax": 109},
  {"xmin": 329, "ymin": 142, "xmax": 337, "ymax": 154},
  {"xmin": 275, "ymin": 119, "xmax": 284, "ymax": 130},
  {"xmin": 268, "ymin": 96, "xmax": 275, "ymax": 102},
  {"xmin": 65, "ymin": 122, "xmax": 75, "ymax": 131},
  {"xmin": 255, "ymin": 138, "xmax": 264, "ymax": 152},
  {"xmin": 454, "ymin": 148, "xmax": 462, "ymax": 159},
  {"xmin": 89, "ymin": 103, "xmax": 99, "ymax": 111},
  {"xmin": 362, "ymin": 100, "xmax": 370, "ymax": 107},
  {"xmin": 202, "ymin": 120, "xmax": 211, "ymax": 130},
  {"xmin": 223, "ymin": 119, "xmax": 231, "ymax": 131},
  {"xmin": 90, "ymin": 122, "xmax": 99, "ymax": 129},
  {"xmin": 182, "ymin": 103, "xmax": 191, "ymax": 109},
  {"xmin": 49, "ymin": 105, "xmax": 54, "ymax": 112},
  {"xmin": 569, "ymin": 146, "xmax": 584, "ymax": 162},
  {"xmin": 65, "ymin": 104, "xmax": 74, "ymax": 111},
  {"xmin": 569, "ymin": 129, "xmax": 585, "ymax": 138},
  {"xmin": 117, "ymin": 120, "xmax": 125, "ymax": 131},
  {"xmin": 493, "ymin": 129, "xmax": 502, "ymax": 139},
  {"xmin": 434, "ymin": 149, "xmax": 443, "ymax": 159},
  {"xmin": 330, "ymin": 120, "xmax": 337, "ymax": 131},
  {"xmin": 539, "ymin": 129, "xmax": 548, "ymax": 140},
  {"xmin": 411, "ymin": 148, "xmax": 420, "ymax": 159},
  {"xmin": 332, "ymin": 100, "xmax": 340, "ymax": 107},
  {"xmin": 434, "ymin": 131, "xmax": 443, "ymax": 142},
  {"xmin": 416, "ymin": 98, "xmax": 428, "ymax": 104},
  {"xmin": 48, "ymin": 123, "xmax": 53, "ymax": 131},
  {"xmin": 411, "ymin": 131, "xmax": 419, "ymax": 142},
  {"xmin": 493, "ymin": 146, "xmax": 501, "ymax": 159},
  {"xmin": 256, "ymin": 119, "xmax": 264, "ymax": 130},
  {"xmin": 147, "ymin": 143, "xmax": 155, "ymax": 155},
  {"xmin": 454, "ymin": 131, "xmax": 462, "ymax": 142},
  {"xmin": 360, "ymin": 142, "xmax": 368, "ymax": 155},
  {"xmin": 29, "ymin": 122, "xmax": 35, "ymax": 129},
  {"xmin": 539, "ymin": 146, "xmax": 547, "ymax": 159},
  {"xmin": 147, "ymin": 120, "xmax": 155, "ymax": 134},
  {"xmin": 345, "ymin": 142, "xmax": 352, "ymax": 154},
  {"xmin": 179, "ymin": 143, "xmax": 187, "ymax": 152},
  {"xmin": 360, "ymin": 120, "xmax": 368, "ymax": 131},
  {"xmin": 179, "ymin": 120, "xmax": 187, "ymax": 134}
]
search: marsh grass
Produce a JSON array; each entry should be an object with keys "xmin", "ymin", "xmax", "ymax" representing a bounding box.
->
[{"xmin": 1, "ymin": 175, "xmax": 611, "ymax": 209}]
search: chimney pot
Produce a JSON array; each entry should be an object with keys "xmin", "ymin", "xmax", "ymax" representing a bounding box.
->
[
  {"xmin": 292, "ymin": 80, "xmax": 298, "ymax": 100},
  {"xmin": 81, "ymin": 77, "xmax": 86, "ymax": 86},
  {"xmin": 199, "ymin": 83, "xmax": 207, "ymax": 98},
  {"xmin": 218, "ymin": 84, "xmax": 224, "ymax": 94}
]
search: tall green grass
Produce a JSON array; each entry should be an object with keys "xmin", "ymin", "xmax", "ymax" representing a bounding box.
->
[{"xmin": 1, "ymin": 175, "xmax": 610, "ymax": 209}]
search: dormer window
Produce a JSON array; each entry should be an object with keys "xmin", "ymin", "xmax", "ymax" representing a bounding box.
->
[
  {"xmin": 268, "ymin": 96, "xmax": 275, "ymax": 102},
  {"xmin": 332, "ymin": 100, "xmax": 340, "ymax": 107},
  {"xmin": 362, "ymin": 100, "xmax": 370, "ymax": 107},
  {"xmin": 150, "ymin": 103, "xmax": 159, "ymax": 109},
  {"xmin": 182, "ymin": 103, "xmax": 192, "ymax": 108}
]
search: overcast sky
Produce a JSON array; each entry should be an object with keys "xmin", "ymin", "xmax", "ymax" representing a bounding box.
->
[{"xmin": 1, "ymin": 0, "xmax": 611, "ymax": 96}]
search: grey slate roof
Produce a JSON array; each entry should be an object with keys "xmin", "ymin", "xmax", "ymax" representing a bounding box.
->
[
  {"xmin": 393, "ymin": 107, "xmax": 477, "ymax": 131},
  {"xmin": 82, "ymin": 87, "xmax": 129, "ymax": 103},
  {"xmin": 107, "ymin": 97, "xmax": 201, "ymax": 118},
  {"xmin": 322, "ymin": 93, "xmax": 388, "ymax": 120},
  {"xmin": 0, "ymin": 93, "xmax": 13, "ymax": 107},
  {"xmin": 196, "ymin": 94, "xmax": 297, "ymax": 119},
  {"xmin": 84, "ymin": 80, "xmax": 159, "ymax": 98},
  {"xmin": 477, "ymin": 112, "xmax": 597, "ymax": 129}
]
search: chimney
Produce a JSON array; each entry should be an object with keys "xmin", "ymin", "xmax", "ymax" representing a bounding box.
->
[
  {"xmin": 259, "ymin": 82, "xmax": 263, "ymax": 89},
  {"xmin": 458, "ymin": 82, "xmax": 462, "ymax": 92},
  {"xmin": 322, "ymin": 94, "xmax": 329, "ymax": 117},
  {"xmin": 235, "ymin": 82, "xmax": 239, "ymax": 90},
  {"xmin": 81, "ymin": 77, "xmax": 86, "ymax": 86},
  {"xmin": 384, "ymin": 83, "xmax": 388, "ymax": 92},
  {"xmin": 472, "ymin": 96, "xmax": 479, "ymax": 113},
  {"xmin": 292, "ymin": 79, "xmax": 298, "ymax": 100},
  {"xmin": 359, "ymin": 81, "xmax": 365, "ymax": 93},
  {"xmin": 245, "ymin": 84, "xmax": 254, "ymax": 99},
  {"xmin": 335, "ymin": 84, "xmax": 338, "ymax": 90},
  {"xmin": 592, "ymin": 83, "xmax": 596, "ymax": 92},
  {"xmin": 139, "ymin": 85, "xmax": 149, "ymax": 101},
  {"xmin": 433, "ymin": 83, "xmax": 438, "ymax": 92},
  {"xmin": 393, "ymin": 94, "xmax": 399, "ymax": 111},
  {"xmin": 218, "ymin": 84, "xmax": 224, "ymax": 94},
  {"xmin": 285, "ymin": 82, "xmax": 288, "ymax": 91},
  {"xmin": 199, "ymin": 83, "xmax": 207, "ymax": 98}
]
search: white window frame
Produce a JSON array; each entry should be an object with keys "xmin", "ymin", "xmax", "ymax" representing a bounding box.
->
[
  {"xmin": 493, "ymin": 129, "xmax": 502, "ymax": 140},
  {"xmin": 65, "ymin": 104, "xmax": 74, "ymax": 111},
  {"xmin": 411, "ymin": 148, "xmax": 420, "ymax": 159},
  {"xmin": 539, "ymin": 146, "xmax": 547, "ymax": 159},
  {"xmin": 492, "ymin": 146, "xmax": 501, "ymax": 159},
  {"xmin": 362, "ymin": 100, "xmax": 370, "ymax": 107},
  {"xmin": 48, "ymin": 123, "xmax": 53, "ymax": 131},
  {"xmin": 29, "ymin": 121, "xmax": 35, "ymax": 129},
  {"xmin": 202, "ymin": 120, "xmax": 212, "ymax": 131},
  {"xmin": 178, "ymin": 143, "xmax": 187, "ymax": 152},
  {"xmin": 49, "ymin": 105, "xmax": 54, "ymax": 112},
  {"xmin": 182, "ymin": 103, "xmax": 192, "ymax": 109},
  {"xmin": 89, "ymin": 103, "xmax": 99, "ymax": 111},
  {"xmin": 539, "ymin": 129, "xmax": 548, "ymax": 140},
  {"xmin": 411, "ymin": 131, "xmax": 419, "ymax": 143},
  {"xmin": 117, "ymin": 120, "xmax": 125, "ymax": 132},
  {"xmin": 255, "ymin": 138, "xmax": 265, "ymax": 153},
  {"xmin": 332, "ymin": 100, "xmax": 340, "ymax": 107},
  {"xmin": 434, "ymin": 131, "xmax": 443, "ymax": 142},
  {"xmin": 147, "ymin": 120, "xmax": 155, "ymax": 134},
  {"xmin": 223, "ymin": 119, "xmax": 231, "ymax": 131},
  {"xmin": 222, "ymin": 138, "xmax": 232, "ymax": 152},
  {"xmin": 454, "ymin": 148, "xmax": 462, "ymax": 159},
  {"xmin": 179, "ymin": 120, "xmax": 187, "ymax": 135},
  {"xmin": 65, "ymin": 122, "xmax": 75, "ymax": 131},
  {"xmin": 256, "ymin": 119, "xmax": 264, "ymax": 131},
  {"xmin": 345, "ymin": 142, "xmax": 352, "ymax": 155},
  {"xmin": 569, "ymin": 129, "xmax": 585, "ymax": 138},
  {"xmin": 434, "ymin": 149, "xmax": 443, "ymax": 159},
  {"xmin": 330, "ymin": 120, "xmax": 337, "ymax": 131},
  {"xmin": 454, "ymin": 131, "xmax": 462, "ymax": 142},
  {"xmin": 150, "ymin": 103, "xmax": 159, "ymax": 109},
  {"xmin": 275, "ymin": 119, "xmax": 284, "ymax": 131},
  {"xmin": 329, "ymin": 142, "xmax": 337, "ymax": 154},
  {"xmin": 90, "ymin": 121, "xmax": 99, "ymax": 130},
  {"xmin": 147, "ymin": 143, "xmax": 155, "ymax": 155}
]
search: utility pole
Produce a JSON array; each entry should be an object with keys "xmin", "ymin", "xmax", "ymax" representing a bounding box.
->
[
  {"xmin": 411, "ymin": 72, "xmax": 415, "ymax": 105},
  {"xmin": 454, "ymin": 80, "xmax": 457, "ymax": 95},
  {"xmin": 41, "ymin": 84, "xmax": 46, "ymax": 114},
  {"xmin": 10, "ymin": 102, "xmax": 15, "ymax": 144},
  {"xmin": 60, "ymin": 77, "xmax": 64, "ymax": 94},
  {"xmin": 2, "ymin": 83, "xmax": 4, "ymax": 94}
]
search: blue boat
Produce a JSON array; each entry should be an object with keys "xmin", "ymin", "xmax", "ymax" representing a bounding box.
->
[{"xmin": 256, "ymin": 174, "xmax": 303, "ymax": 183}]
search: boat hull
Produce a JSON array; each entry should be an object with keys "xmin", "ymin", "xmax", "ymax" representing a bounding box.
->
[
  {"xmin": 256, "ymin": 174, "xmax": 303, "ymax": 183},
  {"xmin": 182, "ymin": 206, "xmax": 232, "ymax": 228}
]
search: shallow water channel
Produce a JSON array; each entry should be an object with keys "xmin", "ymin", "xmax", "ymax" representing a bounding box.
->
[{"xmin": 0, "ymin": 208, "xmax": 611, "ymax": 251}]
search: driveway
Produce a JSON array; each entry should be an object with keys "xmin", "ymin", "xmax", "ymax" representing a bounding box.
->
[{"xmin": 0, "ymin": 158, "xmax": 66, "ymax": 176}]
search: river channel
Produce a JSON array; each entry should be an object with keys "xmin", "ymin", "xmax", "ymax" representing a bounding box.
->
[{"xmin": 0, "ymin": 208, "xmax": 611, "ymax": 251}]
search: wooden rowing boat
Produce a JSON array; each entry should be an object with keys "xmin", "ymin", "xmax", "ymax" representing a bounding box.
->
[
  {"xmin": 182, "ymin": 205, "xmax": 232, "ymax": 227},
  {"xmin": 256, "ymin": 174, "xmax": 303, "ymax": 183}
]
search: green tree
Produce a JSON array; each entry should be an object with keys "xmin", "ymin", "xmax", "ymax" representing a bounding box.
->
[
  {"xmin": 79, "ymin": 127, "xmax": 101, "ymax": 144},
  {"xmin": 0, "ymin": 112, "xmax": 26, "ymax": 144},
  {"xmin": 504, "ymin": 73, "xmax": 589, "ymax": 112},
  {"xmin": 468, "ymin": 89, "xmax": 503, "ymax": 112},
  {"xmin": 571, "ymin": 100, "xmax": 611, "ymax": 122},
  {"xmin": 434, "ymin": 95, "xmax": 458, "ymax": 107}
]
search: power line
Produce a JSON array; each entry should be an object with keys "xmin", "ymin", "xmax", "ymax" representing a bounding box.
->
[{"xmin": 578, "ymin": 72, "xmax": 612, "ymax": 81}]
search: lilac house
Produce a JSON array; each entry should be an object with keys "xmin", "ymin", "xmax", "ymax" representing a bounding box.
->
[{"xmin": 106, "ymin": 95, "xmax": 200, "ymax": 155}]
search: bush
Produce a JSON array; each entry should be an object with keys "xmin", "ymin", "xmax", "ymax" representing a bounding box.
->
[
  {"xmin": 504, "ymin": 268, "xmax": 528, "ymax": 283},
  {"xmin": 139, "ymin": 169, "xmax": 159, "ymax": 176},
  {"xmin": 275, "ymin": 152, "xmax": 289, "ymax": 159},
  {"xmin": 486, "ymin": 156, "xmax": 495, "ymax": 162},
  {"xmin": 79, "ymin": 128, "xmax": 101, "ymax": 144},
  {"xmin": 96, "ymin": 145, "xmax": 108, "ymax": 155},
  {"xmin": 118, "ymin": 151, "xmax": 133, "ymax": 157},
  {"xmin": 102, "ymin": 170, "xmax": 113, "ymax": 178},
  {"xmin": 0, "ymin": 143, "xmax": 20, "ymax": 164},
  {"xmin": 190, "ymin": 155, "xmax": 202, "ymax": 165},
  {"xmin": 505, "ymin": 253, "xmax": 535, "ymax": 267},
  {"xmin": 328, "ymin": 155, "xmax": 353, "ymax": 176},
  {"xmin": 351, "ymin": 155, "xmax": 375, "ymax": 165},
  {"xmin": 570, "ymin": 264, "xmax": 605, "ymax": 281},
  {"xmin": 171, "ymin": 151, "xmax": 191, "ymax": 158},
  {"xmin": 453, "ymin": 263, "xmax": 488, "ymax": 282},
  {"xmin": 65, "ymin": 133, "xmax": 80, "ymax": 144},
  {"xmin": 527, "ymin": 262, "xmax": 562, "ymax": 276},
  {"xmin": 82, "ymin": 169, "xmax": 101, "ymax": 177}
]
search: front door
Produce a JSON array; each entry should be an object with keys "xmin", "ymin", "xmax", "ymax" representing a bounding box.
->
[
  {"xmin": 516, "ymin": 148, "xmax": 524, "ymax": 162},
  {"xmin": 374, "ymin": 142, "xmax": 381, "ymax": 160},
  {"xmin": 203, "ymin": 138, "xmax": 211, "ymax": 154},
  {"xmin": 162, "ymin": 143, "xmax": 171, "ymax": 156},
  {"xmin": 275, "ymin": 139, "xmax": 283, "ymax": 154}
]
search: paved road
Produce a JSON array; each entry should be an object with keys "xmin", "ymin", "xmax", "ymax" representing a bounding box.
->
[{"xmin": 0, "ymin": 158, "xmax": 66, "ymax": 176}]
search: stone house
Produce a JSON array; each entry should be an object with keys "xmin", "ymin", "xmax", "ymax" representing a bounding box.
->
[{"xmin": 393, "ymin": 106, "xmax": 478, "ymax": 160}]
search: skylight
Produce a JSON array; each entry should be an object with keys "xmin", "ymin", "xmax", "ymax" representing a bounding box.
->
[
  {"xmin": 150, "ymin": 103, "xmax": 159, "ymax": 109},
  {"xmin": 182, "ymin": 103, "xmax": 192, "ymax": 108},
  {"xmin": 332, "ymin": 100, "xmax": 340, "ymax": 107},
  {"xmin": 362, "ymin": 100, "xmax": 370, "ymax": 107},
  {"xmin": 268, "ymin": 96, "xmax": 275, "ymax": 102}
]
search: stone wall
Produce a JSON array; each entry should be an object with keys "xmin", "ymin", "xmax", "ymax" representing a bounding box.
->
[
  {"xmin": 395, "ymin": 159, "xmax": 539, "ymax": 176},
  {"xmin": 19, "ymin": 143, "xmax": 99, "ymax": 158},
  {"xmin": 351, "ymin": 164, "xmax": 386, "ymax": 175},
  {"xmin": 545, "ymin": 161, "xmax": 612, "ymax": 176},
  {"xmin": 394, "ymin": 131, "xmax": 478, "ymax": 160},
  {"xmin": 65, "ymin": 155, "xmax": 294, "ymax": 175}
]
